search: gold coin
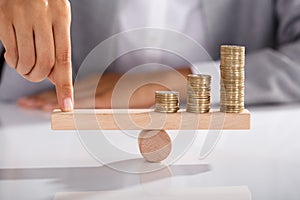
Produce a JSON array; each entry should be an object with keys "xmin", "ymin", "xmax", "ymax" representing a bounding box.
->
[
  {"xmin": 220, "ymin": 45, "xmax": 245, "ymax": 113},
  {"xmin": 186, "ymin": 74, "xmax": 211, "ymax": 114},
  {"xmin": 155, "ymin": 91, "xmax": 180, "ymax": 113}
]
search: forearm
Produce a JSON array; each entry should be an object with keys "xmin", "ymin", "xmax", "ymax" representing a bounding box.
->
[
  {"xmin": 245, "ymin": 41, "xmax": 300, "ymax": 105},
  {"xmin": 189, "ymin": 40, "xmax": 300, "ymax": 106}
]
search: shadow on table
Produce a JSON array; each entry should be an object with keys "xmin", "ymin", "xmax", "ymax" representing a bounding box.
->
[{"xmin": 0, "ymin": 158, "xmax": 210, "ymax": 191}]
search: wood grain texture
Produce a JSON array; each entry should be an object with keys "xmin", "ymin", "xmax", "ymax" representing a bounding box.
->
[
  {"xmin": 51, "ymin": 109, "xmax": 251, "ymax": 130},
  {"xmin": 138, "ymin": 130, "xmax": 172, "ymax": 163}
]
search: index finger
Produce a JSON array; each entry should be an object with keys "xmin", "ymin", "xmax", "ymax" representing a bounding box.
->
[{"xmin": 50, "ymin": 17, "xmax": 73, "ymax": 112}]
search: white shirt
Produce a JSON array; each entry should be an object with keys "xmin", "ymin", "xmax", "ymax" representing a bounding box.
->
[{"xmin": 111, "ymin": 0, "xmax": 205, "ymax": 73}]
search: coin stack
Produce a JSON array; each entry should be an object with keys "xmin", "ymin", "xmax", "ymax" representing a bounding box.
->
[
  {"xmin": 220, "ymin": 45, "xmax": 245, "ymax": 113},
  {"xmin": 186, "ymin": 74, "xmax": 211, "ymax": 113},
  {"xmin": 155, "ymin": 91, "xmax": 180, "ymax": 113}
]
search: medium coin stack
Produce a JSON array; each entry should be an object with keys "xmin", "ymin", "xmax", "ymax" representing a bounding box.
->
[
  {"xmin": 155, "ymin": 91, "xmax": 180, "ymax": 113},
  {"xmin": 186, "ymin": 74, "xmax": 211, "ymax": 113},
  {"xmin": 220, "ymin": 45, "xmax": 245, "ymax": 113}
]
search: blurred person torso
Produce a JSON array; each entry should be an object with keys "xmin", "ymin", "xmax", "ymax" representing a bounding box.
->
[{"xmin": 0, "ymin": 0, "xmax": 280, "ymax": 101}]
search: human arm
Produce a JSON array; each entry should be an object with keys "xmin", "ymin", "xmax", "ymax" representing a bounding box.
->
[
  {"xmin": 17, "ymin": 68, "xmax": 192, "ymax": 110},
  {"xmin": 192, "ymin": 0, "xmax": 300, "ymax": 105},
  {"xmin": 243, "ymin": 0, "xmax": 300, "ymax": 105}
]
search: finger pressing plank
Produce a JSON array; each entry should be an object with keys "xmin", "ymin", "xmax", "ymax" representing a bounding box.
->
[{"xmin": 50, "ymin": 13, "xmax": 73, "ymax": 112}]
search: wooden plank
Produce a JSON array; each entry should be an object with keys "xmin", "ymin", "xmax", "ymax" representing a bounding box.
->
[{"xmin": 51, "ymin": 109, "xmax": 251, "ymax": 130}]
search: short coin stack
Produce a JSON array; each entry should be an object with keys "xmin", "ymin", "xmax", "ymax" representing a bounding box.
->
[
  {"xmin": 155, "ymin": 91, "xmax": 180, "ymax": 113},
  {"xmin": 186, "ymin": 74, "xmax": 211, "ymax": 113},
  {"xmin": 220, "ymin": 45, "xmax": 245, "ymax": 113}
]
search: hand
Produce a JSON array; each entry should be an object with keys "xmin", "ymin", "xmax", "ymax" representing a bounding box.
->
[
  {"xmin": 17, "ymin": 68, "xmax": 191, "ymax": 111},
  {"xmin": 0, "ymin": 0, "xmax": 73, "ymax": 111},
  {"xmin": 17, "ymin": 73, "xmax": 165, "ymax": 111},
  {"xmin": 17, "ymin": 74, "xmax": 126, "ymax": 111}
]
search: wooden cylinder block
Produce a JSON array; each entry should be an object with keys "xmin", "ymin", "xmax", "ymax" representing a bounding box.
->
[{"xmin": 138, "ymin": 130, "xmax": 172, "ymax": 163}]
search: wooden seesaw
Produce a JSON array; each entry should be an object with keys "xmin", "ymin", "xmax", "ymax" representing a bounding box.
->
[{"xmin": 51, "ymin": 109, "xmax": 251, "ymax": 163}]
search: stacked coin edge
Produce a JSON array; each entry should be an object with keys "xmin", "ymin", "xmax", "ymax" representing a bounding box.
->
[
  {"xmin": 220, "ymin": 45, "xmax": 245, "ymax": 113},
  {"xmin": 155, "ymin": 91, "xmax": 180, "ymax": 113},
  {"xmin": 186, "ymin": 74, "xmax": 211, "ymax": 113}
]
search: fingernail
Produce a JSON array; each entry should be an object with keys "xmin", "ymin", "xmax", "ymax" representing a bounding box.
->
[{"xmin": 63, "ymin": 98, "xmax": 73, "ymax": 111}]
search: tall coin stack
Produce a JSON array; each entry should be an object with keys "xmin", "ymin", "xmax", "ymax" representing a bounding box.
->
[
  {"xmin": 155, "ymin": 91, "xmax": 180, "ymax": 113},
  {"xmin": 186, "ymin": 74, "xmax": 211, "ymax": 113},
  {"xmin": 220, "ymin": 45, "xmax": 245, "ymax": 113}
]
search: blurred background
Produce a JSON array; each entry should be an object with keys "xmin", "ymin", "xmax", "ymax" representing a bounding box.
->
[{"xmin": 0, "ymin": 0, "xmax": 300, "ymax": 200}]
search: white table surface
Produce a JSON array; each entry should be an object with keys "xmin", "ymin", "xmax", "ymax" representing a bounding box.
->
[{"xmin": 0, "ymin": 102, "xmax": 300, "ymax": 200}]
